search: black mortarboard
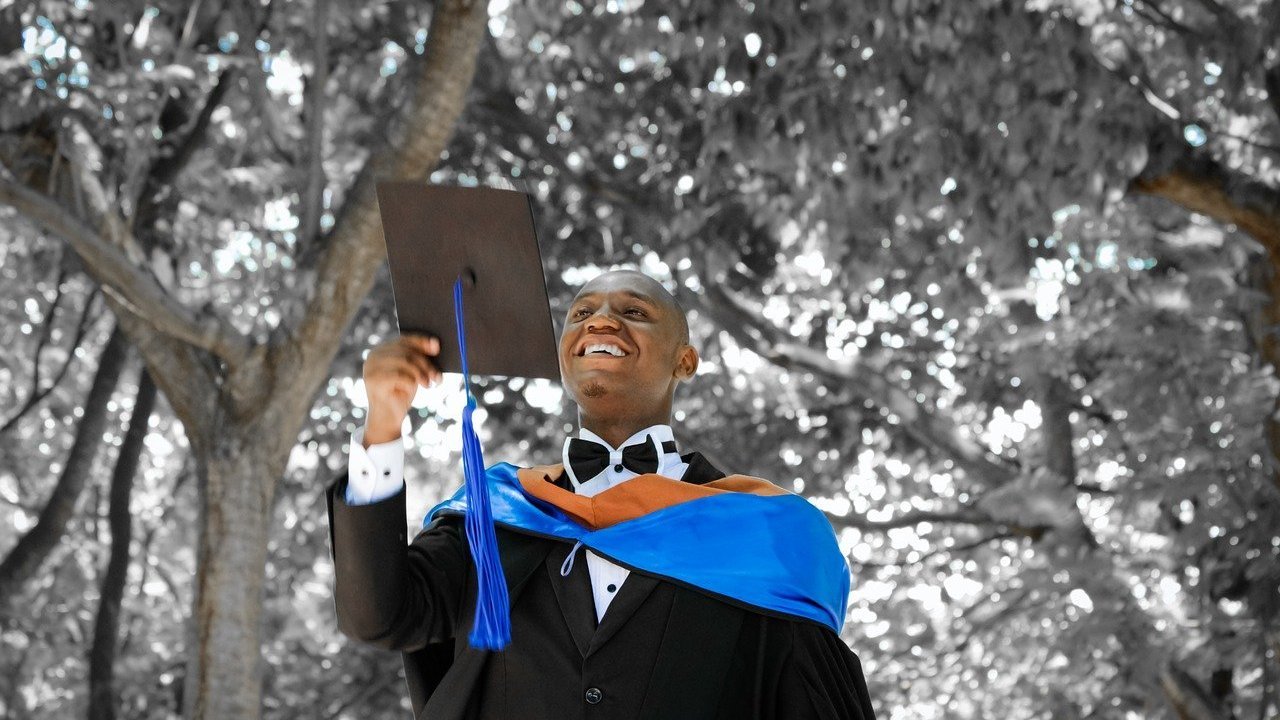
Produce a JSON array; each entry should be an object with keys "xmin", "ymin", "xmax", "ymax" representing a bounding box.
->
[
  {"xmin": 375, "ymin": 181, "xmax": 562, "ymax": 650},
  {"xmin": 375, "ymin": 181, "xmax": 560, "ymax": 380}
]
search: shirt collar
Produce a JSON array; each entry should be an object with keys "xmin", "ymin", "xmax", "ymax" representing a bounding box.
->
[
  {"xmin": 577, "ymin": 423, "xmax": 676, "ymax": 452},
  {"xmin": 561, "ymin": 423, "xmax": 682, "ymax": 490}
]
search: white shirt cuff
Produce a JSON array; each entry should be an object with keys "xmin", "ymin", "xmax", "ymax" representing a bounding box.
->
[{"xmin": 345, "ymin": 425, "xmax": 406, "ymax": 505}]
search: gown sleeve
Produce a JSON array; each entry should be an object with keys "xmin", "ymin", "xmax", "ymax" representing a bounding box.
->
[
  {"xmin": 326, "ymin": 469, "xmax": 469, "ymax": 651},
  {"xmin": 714, "ymin": 610, "xmax": 877, "ymax": 720},
  {"xmin": 773, "ymin": 619, "xmax": 877, "ymax": 720}
]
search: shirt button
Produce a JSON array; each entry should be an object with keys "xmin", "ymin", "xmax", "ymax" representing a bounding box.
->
[
  {"xmin": 613, "ymin": 463, "xmax": 624, "ymax": 472},
  {"xmin": 606, "ymin": 583, "xmax": 617, "ymax": 593},
  {"xmin": 584, "ymin": 687, "xmax": 603, "ymax": 705}
]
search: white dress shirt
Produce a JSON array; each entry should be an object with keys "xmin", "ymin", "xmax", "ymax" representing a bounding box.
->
[{"xmin": 345, "ymin": 423, "xmax": 688, "ymax": 622}]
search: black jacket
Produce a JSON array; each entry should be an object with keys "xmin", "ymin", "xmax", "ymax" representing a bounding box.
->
[{"xmin": 326, "ymin": 451, "xmax": 877, "ymax": 719}]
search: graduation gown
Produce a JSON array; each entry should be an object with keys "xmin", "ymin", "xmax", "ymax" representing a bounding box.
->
[{"xmin": 326, "ymin": 449, "xmax": 877, "ymax": 720}]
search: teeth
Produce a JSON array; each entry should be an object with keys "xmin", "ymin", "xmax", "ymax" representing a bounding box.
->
[{"xmin": 584, "ymin": 343, "xmax": 625, "ymax": 357}]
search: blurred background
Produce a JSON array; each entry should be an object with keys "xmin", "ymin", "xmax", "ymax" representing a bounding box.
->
[{"xmin": 1, "ymin": 0, "xmax": 1279, "ymax": 718}]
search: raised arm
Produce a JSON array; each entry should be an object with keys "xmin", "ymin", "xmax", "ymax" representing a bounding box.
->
[
  {"xmin": 326, "ymin": 473, "xmax": 467, "ymax": 651},
  {"xmin": 325, "ymin": 332, "xmax": 465, "ymax": 651}
]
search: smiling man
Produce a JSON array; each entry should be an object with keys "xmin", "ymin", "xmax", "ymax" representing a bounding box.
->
[
  {"xmin": 327, "ymin": 269, "xmax": 877, "ymax": 719},
  {"xmin": 560, "ymin": 271, "xmax": 696, "ymax": 451}
]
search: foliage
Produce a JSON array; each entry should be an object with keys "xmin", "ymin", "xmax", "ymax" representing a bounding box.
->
[{"xmin": 1, "ymin": 0, "xmax": 1279, "ymax": 718}]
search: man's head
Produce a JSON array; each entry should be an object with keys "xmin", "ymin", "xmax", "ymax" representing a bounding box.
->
[{"xmin": 558, "ymin": 269, "xmax": 698, "ymax": 429}]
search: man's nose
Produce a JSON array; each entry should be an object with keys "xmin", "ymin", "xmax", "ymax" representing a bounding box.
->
[{"xmin": 585, "ymin": 308, "xmax": 621, "ymax": 332}]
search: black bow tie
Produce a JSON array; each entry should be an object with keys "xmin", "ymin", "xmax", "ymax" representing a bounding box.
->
[{"xmin": 566, "ymin": 435, "xmax": 678, "ymax": 482}]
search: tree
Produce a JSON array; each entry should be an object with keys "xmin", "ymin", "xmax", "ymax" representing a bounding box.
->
[
  {"xmin": 3, "ymin": 0, "xmax": 1279, "ymax": 718},
  {"xmin": 0, "ymin": 0, "xmax": 488, "ymax": 717}
]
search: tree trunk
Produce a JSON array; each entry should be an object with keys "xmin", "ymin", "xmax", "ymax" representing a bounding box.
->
[
  {"xmin": 0, "ymin": 322, "xmax": 131, "ymax": 613},
  {"xmin": 170, "ymin": 3, "xmax": 489, "ymax": 717},
  {"xmin": 180, "ymin": 424, "xmax": 282, "ymax": 720},
  {"xmin": 88, "ymin": 368, "xmax": 158, "ymax": 720}
]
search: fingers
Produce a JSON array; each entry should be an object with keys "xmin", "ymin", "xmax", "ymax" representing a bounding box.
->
[
  {"xmin": 403, "ymin": 332, "xmax": 440, "ymax": 356},
  {"xmin": 365, "ymin": 334, "xmax": 445, "ymax": 396},
  {"xmin": 399, "ymin": 333, "xmax": 442, "ymax": 386},
  {"xmin": 408, "ymin": 352, "xmax": 442, "ymax": 387}
]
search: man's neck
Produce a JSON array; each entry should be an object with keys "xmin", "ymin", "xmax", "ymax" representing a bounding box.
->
[{"xmin": 578, "ymin": 415, "xmax": 672, "ymax": 449}]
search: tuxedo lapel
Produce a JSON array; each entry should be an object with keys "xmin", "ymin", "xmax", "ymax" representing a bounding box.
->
[
  {"xmin": 497, "ymin": 527, "xmax": 556, "ymax": 598},
  {"xmin": 544, "ymin": 542, "xmax": 597, "ymax": 657},
  {"xmin": 679, "ymin": 450, "xmax": 727, "ymax": 485},
  {"xmin": 586, "ymin": 569, "xmax": 658, "ymax": 656}
]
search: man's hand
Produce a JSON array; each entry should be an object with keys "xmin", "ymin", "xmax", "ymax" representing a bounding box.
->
[{"xmin": 362, "ymin": 333, "xmax": 443, "ymax": 447}]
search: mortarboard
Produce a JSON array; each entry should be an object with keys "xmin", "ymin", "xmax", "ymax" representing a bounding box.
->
[
  {"xmin": 375, "ymin": 182, "xmax": 560, "ymax": 379},
  {"xmin": 375, "ymin": 181, "xmax": 560, "ymax": 650}
]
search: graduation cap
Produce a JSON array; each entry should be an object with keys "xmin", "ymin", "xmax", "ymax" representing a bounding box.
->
[
  {"xmin": 376, "ymin": 181, "xmax": 560, "ymax": 650},
  {"xmin": 376, "ymin": 182, "xmax": 560, "ymax": 379}
]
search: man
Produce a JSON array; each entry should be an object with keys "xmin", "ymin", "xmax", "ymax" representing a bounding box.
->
[{"xmin": 327, "ymin": 269, "xmax": 877, "ymax": 719}]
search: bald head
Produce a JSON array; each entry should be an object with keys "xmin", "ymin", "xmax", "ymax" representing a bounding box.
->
[{"xmin": 573, "ymin": 269, "xmax": 689, "ymax": 344}]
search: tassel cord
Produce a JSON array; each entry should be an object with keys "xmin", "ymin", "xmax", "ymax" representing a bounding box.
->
[{"xmin": 454, "ymin": 275, "xmax": 512, "ymax": 650}]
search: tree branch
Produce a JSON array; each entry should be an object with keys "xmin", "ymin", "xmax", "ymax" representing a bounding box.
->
[
  {"xmin": 1132, "ymin": 0, "xmax": 1205, "ymax": 39},
  {"xmin": 1264, "ymin": 62, "xmax": 1280, "ymax": 139},
  {"xmin": 824, "ymin": 504, "xmax": 1047, "ymax": 537},
  {"xmin": 0, "ymin": 267, "xmax": 100, "ymax": 434},
  {"xmin": 301, "ymin": 0, "xmax": 331, "ymax": 246},
  {"xmin": 858, "ymin": 530, "xmax": 1023, "ymax": 568},
  {"xmin": 150, "ymin": 68, "xmax": 237, "ymax": 192},
  {"xmin": 464, "ymin": 32, "xmax": 662, "ymax": 213},
  {"xmin": 87, "ymin": 367, "xmax": 157, "ymax": 720},
  {"xmin": 1130, "ymin": 125, "xmax": 1280, "ymax": 305},
  {"xmin": 0, "ymin": 175, "xmax": 251, "ymax": 366},
  {"xmin": 271, "ymin": 0, "xmax": 490, "ymax": 422},
  {"xmin": 1161, "ymin": 660, "xmax": 1231, "ymax": 720},
  {"xmin": 684, "ymin": 278, "xmax": 1020, "ymax": 486},
  {"xmin": 1185, "ymin": 0, "xmax": 1238, "ymax": 24},
  {"xmin": 0, "ymin": 323, "xmax": 131, "ymax": 614}
]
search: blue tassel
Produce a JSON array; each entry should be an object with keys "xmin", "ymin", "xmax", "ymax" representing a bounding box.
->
[{"xmin": 453, "ymin": 276, "xmax": 511, "ymax": 650}]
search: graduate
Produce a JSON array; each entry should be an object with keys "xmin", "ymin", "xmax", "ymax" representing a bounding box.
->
[{"xmin": 326, "ymin": 267, "xmax": 878, "ymax": 719}]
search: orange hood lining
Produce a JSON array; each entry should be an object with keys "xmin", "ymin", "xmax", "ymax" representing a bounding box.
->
[{"xmin": 514, "ymin": 463, "xmax": 792, "ymax": 531}]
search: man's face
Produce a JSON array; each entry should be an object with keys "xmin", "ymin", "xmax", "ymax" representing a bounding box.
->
[{"xmin": 558, "ymin": 271, "xmax": 696, "ymax": 417}]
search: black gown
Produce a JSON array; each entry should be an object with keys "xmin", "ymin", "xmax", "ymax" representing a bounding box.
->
[{"xmin": 326, "ymin": 450, "xmax": 878, "ymax": 720}]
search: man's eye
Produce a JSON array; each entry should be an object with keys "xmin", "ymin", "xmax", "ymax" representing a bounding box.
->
[
  {"xmin": 625, "ymin": 308, "xmax": 646, "ymax": 316},
  {"xmin": 571, "ymin": 308, "xmax": 591, "ymax": 318}
]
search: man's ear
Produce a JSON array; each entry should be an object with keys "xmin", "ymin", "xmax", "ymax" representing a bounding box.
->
[{"xmin": 674, "ymin": 344, "xmax": 699, "ymax": 381}]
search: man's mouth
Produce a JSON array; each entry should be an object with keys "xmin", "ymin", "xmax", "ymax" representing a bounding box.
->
[{"xmin": 578, "ymin": 342, "xmax": 628, "ymax": 357}]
